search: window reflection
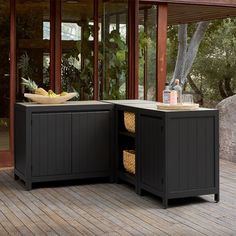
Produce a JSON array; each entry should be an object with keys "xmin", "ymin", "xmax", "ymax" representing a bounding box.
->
[
  {"xmin": 61, "ymin": 0, "xmax": 94, "ymax": 100},
  {"xmin": 99, "ymin": 0, "xmax": 129, "ymax": 100},
  {"xmin": 16, "ymin": 0, "xmax": 51, "ymax": 100},
  {"xmin": 139, "ymin": 4, "xmax": 157, "ymax": 101}
]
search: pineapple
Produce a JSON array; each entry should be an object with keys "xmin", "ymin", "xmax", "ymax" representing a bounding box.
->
[{"xmin": 21, "ymin": 78, "xmax": 48, "ymax": 96}]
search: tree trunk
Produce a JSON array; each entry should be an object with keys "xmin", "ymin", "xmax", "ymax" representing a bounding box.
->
[
  {"xmin": 171, "ymin": 21, "xmax": 210, "ymax": 86},
  {"xmin": 219, "ymin": 80, "xmax": 227, "ymax": 99},
  {"xmin": 172, "ymin": 24, "xmax": 187, "ymax": 84},
  {"xmin": 224, "ymin": 76, "xmax": 234, "ymax": 97},
  {"xmin": 188, "ymin": 74, "xmax": 204, "ymax": 105}
]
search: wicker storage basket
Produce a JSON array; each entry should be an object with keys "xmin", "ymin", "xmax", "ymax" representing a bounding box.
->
[
  {"xmin": 123, "ymin": 150, "xmax": 135, "ymax": 175},
  {"xmin": 124, "ymin": 112, "xmax": 135, "ymax": 133}
]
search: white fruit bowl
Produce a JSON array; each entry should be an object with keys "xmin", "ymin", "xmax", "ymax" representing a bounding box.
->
[{"xmin": 24, "ymin": 92, "xmax": 78, "ymax": 104}]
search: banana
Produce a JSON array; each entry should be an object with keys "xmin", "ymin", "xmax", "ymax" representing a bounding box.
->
[
  {"xmin": 60, "ymin": 92, "xmax": 68, "ymax": 96},
  {"xmin": 48, "ymin": 90, "xmax": 59, "ymax": 97}
]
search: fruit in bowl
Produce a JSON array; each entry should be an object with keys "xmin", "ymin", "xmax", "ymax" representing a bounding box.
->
[{"xmin": 22, "ymin": 78, "xmax": 77, "ymax": 104}]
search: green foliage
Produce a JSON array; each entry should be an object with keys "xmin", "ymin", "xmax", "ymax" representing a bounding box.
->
[
  {"xmin": 167, "ymin": 19, "xmax": 236, "ymax": 105},
  {"xmin": 62, "ymin": 20, "xmax": 94, "ymax": 100},
  {"xmin": 18, "ymin": 52, "xmax": 32, "ymax": 78},
  {"xmin": 102, "ymin": 30, "xmax": 128, "ymax": 99},
  {"xmin": 192, "ymin": 19, "xmax": 236, "ymax": 102}
]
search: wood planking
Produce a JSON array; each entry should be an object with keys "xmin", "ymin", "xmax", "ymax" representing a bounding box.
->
[
  {"xmin": 0, "ymin": 160, "xmax": 236, "ymax": 235},
  {"xmin": 168, "ymin": 4, "xmax": 236, "ymax": 24}
]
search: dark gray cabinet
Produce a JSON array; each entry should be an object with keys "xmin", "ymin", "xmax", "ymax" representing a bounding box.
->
[
  {"xmin": 115, "ymin": 102, "xmax": 219, "ymax": 208},
  {"xmin": 15, "ymin": 100, "xmax": 219, "ymax": 208},
  {"xmin": 14, "ymin": 102, "xmax": 113, "ymax": 190}
]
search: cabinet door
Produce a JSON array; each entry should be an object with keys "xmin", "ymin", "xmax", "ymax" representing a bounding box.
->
[
  {"xmin": 140, "ymin": 115, "xmax": 164, "ymax": 192},
  {"xmin": 31, "ymin": 113, "xmax": 71, "ymax": 177},
  {"xmin": 168, "ymin": 116, "xmax": 216, "ymax": 192},
  {"xmin": 72, "ymin": 112, "xmax": 110, "ymax": 175}
]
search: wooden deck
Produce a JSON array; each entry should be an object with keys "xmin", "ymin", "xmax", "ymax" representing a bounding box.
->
[{"xmin": 0, "ymin": 160, "xmax": 235, "ymax": 235}]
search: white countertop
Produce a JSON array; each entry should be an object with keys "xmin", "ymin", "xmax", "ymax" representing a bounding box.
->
[
  {"xmin": 17, "ymin": 101, "xmax": 109, "ymax": 107},
  {"xmin": 17, "ymin": 100, "xmax": 217, "ymax": 112}
]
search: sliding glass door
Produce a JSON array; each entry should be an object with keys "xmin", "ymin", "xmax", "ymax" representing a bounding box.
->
[
  {"xmin": 139, "ymin": 3, "xmax": 157, "ymax": 100},
  {"xmin": 0, "ymin": 0, "xmax": 10, "ymax": 151},
  {"xmin": 61, "ymin": 0, "xmax": 94, "ymax": 100},
  {"xmin": 99, "ymin": 0, "xmax": 129, "ymax": 100},
  {"xmin": 16, "ymin": 0, "xmax": 51, "ymax": 101}
]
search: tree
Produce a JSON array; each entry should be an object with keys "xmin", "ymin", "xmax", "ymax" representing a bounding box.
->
[
  {"xmin": 170, "ymin": 22, "xmax": 210, "ymax": 86},
  {"xmin": 168, "ymin": 19, "xmax": 236, "ymax": 106},
  {"xmin": 193, "ymin": 19, "xmax": 236, "ymax": 99}
]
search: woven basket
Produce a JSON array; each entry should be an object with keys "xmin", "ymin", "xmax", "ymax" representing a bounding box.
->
[
  {"xmin": 124, "ymin": 112, "xmax": 135, "ymax": 133},
  {"xmin": 123, "ymin": 150, "xmax": 135, "ymax": 175}
]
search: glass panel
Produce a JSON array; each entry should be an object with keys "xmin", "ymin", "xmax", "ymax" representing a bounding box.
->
[
  {"xmin": 139, "ymin": 4, "xmax": 156, "ymax": 101},
  {"xmin": 61, "ymin": 0, "xmax": 94, "ymax": 100},
  {"xmin": 16, "ymin": 0, "xmax": 50, "ymax": 100},
  {"xmin": 0, "ymin": 0, "xmax": 10, "ymax": 151},
  {"xmin": 99, "ymin": 0, "xmax": 128, "ymax": 100}
]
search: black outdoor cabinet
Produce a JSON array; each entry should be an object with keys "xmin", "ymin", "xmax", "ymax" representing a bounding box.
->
[
  {"xmin": 14, "ymin": 99, "xmax": 219, "ymax": 208},
  {"xmin": 14, "ymin": 101, "xmax": 114, "ymax": 190},
  {"xmin": 112, "ymin": 101, "xmax": 219, "ymax": 208},
  {"xmin": 139, "ymin": 108, "xmax": 219, "ymax": 208}
]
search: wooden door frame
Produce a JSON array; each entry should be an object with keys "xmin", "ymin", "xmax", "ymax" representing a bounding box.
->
[
  {"xmin": 156, "ymin": 3, "xmax": 168, "ymax": 102},
  {"xmin": 0, "ymin": 0, "xmax": 15, "ymax": 168}
]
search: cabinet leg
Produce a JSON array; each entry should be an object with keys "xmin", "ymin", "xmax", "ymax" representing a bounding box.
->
[
  {"xmin": 14, "ymin": 174, "xmax": 19, "ymax": 180},
  {"xmin": 109, "ymin": 176, "xmax": 115, "ymax": 183},
  {"xmin": 136, "ymin": 188, "xmax": 144, "ymax": 196},
  {"xmin": 25, "ymin": 182, "xmax": 32, "ymax": 191},
  {"xmin": 215, "ymin": 194, "xmax": 220, "ymax": 203},
  {"xmin": 115, "ymin": 177, "xmax": 121, "ymax": 184},
  {"xmin": 162, "ymin": 198, "xmax": 168, "ymax": 209}
]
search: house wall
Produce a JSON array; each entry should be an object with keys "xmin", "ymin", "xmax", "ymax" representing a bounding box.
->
[{"xmin": 1, "ymin": 0, "xmax": 236, "ymax": 168}]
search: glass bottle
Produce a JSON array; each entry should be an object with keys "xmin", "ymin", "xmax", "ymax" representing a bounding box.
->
[
  {"xmin": 163, "ymin": 82, "xmax": 171, "ymax": 104},
  {"xmin": 173, "ymin": 79, "xmax": 182, "ymax": 103}
]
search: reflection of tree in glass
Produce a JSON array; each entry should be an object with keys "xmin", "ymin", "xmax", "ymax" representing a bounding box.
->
[
  {"xmin": 61, "ymin": 19, "xmax": 94, "ymax": 100},
  {"xmin": 102, "ymin": 30, "xmax": 128, "ymax": 99}
]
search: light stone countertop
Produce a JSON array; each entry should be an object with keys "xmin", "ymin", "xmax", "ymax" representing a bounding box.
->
[
  {"xmin": 17, "ymin": 100, "xmax": 217, "ymax": 112},
  {"xmin": 17, "ymin": 101, "xmax": 109, "ymax": 107}
]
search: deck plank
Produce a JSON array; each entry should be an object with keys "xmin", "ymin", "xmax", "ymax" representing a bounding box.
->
[{"xmin": 0, "ymin": 160, "xmax": 236, "ymax": 235}]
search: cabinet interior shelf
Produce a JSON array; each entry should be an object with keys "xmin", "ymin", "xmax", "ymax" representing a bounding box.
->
[
  {"xmin": 119, "ymin": 131, "xmax": 135, "ymax": 138},
  {"xmin": 119, "ymin": 171, "xmax": 136, "ymax": 185}
]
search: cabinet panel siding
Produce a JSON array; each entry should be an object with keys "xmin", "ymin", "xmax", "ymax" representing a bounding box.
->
[
  {"xmin": 31, "ymin": 113, "xmax": 72, "ymax": 176},
  {"xmin": 140, "ymin": 115, "xmax": 164, "ymax": 192},
  {"xmin": 168, "ymin": 116, "xmax": 215, "ymax": 193},
  {"xmin": 72, "ymin": 111, "xmax": 110, "ymax": 174}
]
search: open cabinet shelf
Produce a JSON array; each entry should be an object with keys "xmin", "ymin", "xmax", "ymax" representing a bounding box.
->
[{"xmin": 116, "ymin": 108, "xmax": 138, "ymax": 191}]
